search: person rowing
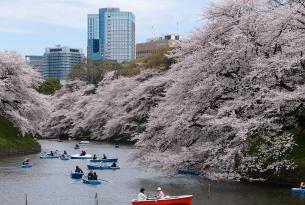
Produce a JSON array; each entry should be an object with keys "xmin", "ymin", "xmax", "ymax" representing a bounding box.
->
[
  {"xmin": 111, "ymin": 161, "xmax": 117, "ymax": 167},
  {"xmin": 75, "ymin": 166, "xmax": 83, "ymax": 173},
  {"xmin": 93, "ymin": 154, "xmax": 97, "ymax": 160},
  {"xmin": 102, "ymin": 154, "xmax": 107, "ymax": 159},
  {"xmin": 22, "ymin": 158, "xmax": 30, "ymax": 165},
  {"xmin": 87, "ymin": 170, "xmax": 94, "ymax": 180},
  {"xmin": 80, "ymin": 150, "xmax": 86, "ymax": 156},
  {"xmin": 137, "ymin": 188, "xmax": 147, "ymax": 201},
  {"xmin": 156, "ymin": 187, "xmax": 165, "ymax": 199}
]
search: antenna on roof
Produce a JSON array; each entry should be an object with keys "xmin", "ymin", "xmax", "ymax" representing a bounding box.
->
[
  {"xmin": 176, "ymin": 18, "xmax": 180, "ymax": 36},
  {"xmin": 152, "ymin": 25, "xmax": 154, "ymax": 38}
]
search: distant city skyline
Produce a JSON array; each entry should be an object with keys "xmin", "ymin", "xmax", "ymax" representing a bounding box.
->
[{"xmin": 0, "ymin": 0, "xmax": 207, "ymax": 56}]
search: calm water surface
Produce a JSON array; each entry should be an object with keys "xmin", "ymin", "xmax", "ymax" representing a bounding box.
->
[{"xmin": 0, "ymin": 140, "xmax": 304, "ymax": 205}]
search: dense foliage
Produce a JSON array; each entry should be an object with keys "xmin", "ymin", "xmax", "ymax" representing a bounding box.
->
[
  {"xmin": 36, "ymin": 77, "xmax": 62, "ymax": 95},
  {"xmin": 69, "ymin": 60, "xmax": 122, "ymax": 85}
]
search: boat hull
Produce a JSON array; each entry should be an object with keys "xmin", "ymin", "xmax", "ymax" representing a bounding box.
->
[
  {"xmin": 40, "ymin": 155, "xmax": 60, "ymax": 159},
  {"xmin": 90, "ymin": 158, "xmax": 118, "ymax": 163},
  {"xmin": 71, "ymin": 172, "xmax": 83, "ymax": 179},
  {"xmin": 132, "ymin": 195, "xmax": 193, "ymax": 205},
  {"xmin": 60, "ymin": 156, "xmax": 70, "ymax": 160},
  {"xmin": 20, "ymin": 164, "xmax": 32, "ymax": 168},
  {"xmin": 292, "ymin": 188, "xmax": 305, "ymax": 194},
  {"xmin": 79, "ymin": 141, "xmax": 90, "ymax": 144},
  {"xmin": 71, "ymin": 154, "xmax": 92, "ymax": 159},
  {"xmin": 87, "ymin": 164, "xmax": 120, "ymax": 170},
  {"xmin": 82, "ymin": 179, "xmax": 101, "ymax": 185}
]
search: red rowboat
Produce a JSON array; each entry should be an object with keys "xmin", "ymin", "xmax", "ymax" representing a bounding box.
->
[{"xmin": 132, "ymin": 195, "xmax": 193, "ymax": 205}]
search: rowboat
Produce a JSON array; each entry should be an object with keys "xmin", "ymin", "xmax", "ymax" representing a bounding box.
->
[
  {"xmin": 40, "ymin": 155, "xmax": 60, "ymax": 159},
  {"xmin": 90, "ymin": 158, "xmax": 118, "ymax": 163},
  {"xmin": 114, "ymin": 144, "xmax": 120, "ymax": 148},
  {"xmin": 79, "ymin": 141, "xmax": 90, "ymax": 144},
  {"xmin": 20, "ymin": 164, "xmax": 32, "ymax": 168},
  {"xmin": 132, "ymin": 195, "xmax": 193, "ymax": 205},
  {"xmin": 82, "ymin": 179, "xmax": 102, "ymax": 185},
  {"xmin": 71, "ymin": 172, "xmax": 84, "ymax": 179},
  {"xmin": 291, "ymin": 188, "xmax": 305, "ymax": 194},
  {"xmin": 71, "ymin": 154, "xmax": 92, "ymax": 159},
  {"xmin": 60, "ymin": 155, "xmax": 71, "ymax": 160},
  {"xmin": 177, "ymin": 170, "xmax": 200, "ymax": 176},
  {"xmin": 74, "ymin": 146, "xmax": 80, "ymax": 149},
  {"xmin": 87, "ymin": 164, "xmax": 120, "ymax": 170}
]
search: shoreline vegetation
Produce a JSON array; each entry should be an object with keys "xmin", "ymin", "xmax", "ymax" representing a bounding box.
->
[{"xmin": 0, "ymin": 115, "xmax": 41, "ymax": 157}]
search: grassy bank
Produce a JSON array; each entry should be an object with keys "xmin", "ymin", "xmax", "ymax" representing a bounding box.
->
[{"xmin": 0, "ymin": 115, "xmax": 40, "ymax": 154}]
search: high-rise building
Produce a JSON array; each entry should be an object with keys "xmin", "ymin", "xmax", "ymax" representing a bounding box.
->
[
  {"xmin": 25, "ymin": 55, "xmax": 43, "ymax": 74},
  {"xmin": 87, "ymin": 14, "xmax": 100, "ymax": 60},
  {"xmin": 42, "ymin": 45, "xmax": 84, "ymax": 81},
  {"xmin": 87, "ymin": 8, "xmax": 135, "ymax": 62},
  {"xmin": 136, "ymin": 34, "xmax": 180, "ymax": 59}
]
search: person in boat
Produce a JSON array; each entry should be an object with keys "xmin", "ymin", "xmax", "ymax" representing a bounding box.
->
[
  {"xmin": 300, "ymin": 182, "xmax": 305, "ymax": 189},
  {"xmin": 156, "ymin": 187, "xmax": 165, "ymax": 200},
  {"xmin": 49, "ymin": 151, "xmax": 54, "ymax": 156},
  {"xmin": 87, "ymin": 170, "xmax": 94, "ymax": 180},
  {"xmin": 102, "ymin": 154, "xmax": 107, "ymax": 159},
  {"xmin": 80, "ymin": 150, "xmax": 86, "ymax": 156},
  {"xmin": 75, "ymin": 144, "xmax": 79, "ymax": 148},
  {"xmin": 137, "ymin": 188, "xmax": 147, "ymax": 201},
  {"xmin": 22, "ymin": 158, "xmax": 30, "ymax": 165},
  {"xmin": 93, "ymin": 154, "xmax": 97, "ymax": 160},
  {"xmin": 92, "ymin": 172, "xmax": 98, "ymax": 180},
  {"xmin": 63, "ymin": 150, "xmax": 68, "ymax": 155},
  {"xmin": 111, "ymin": 161, "xmax": 117, "ymax": 167},
  {"xmin": 75, "ymin": 166, "xmax": 83, "ymax": 173}
]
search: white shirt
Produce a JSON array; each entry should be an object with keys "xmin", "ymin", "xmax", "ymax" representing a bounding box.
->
[{"xmin": 137, "ymin": 192, "xmax": 147, "ymax": 201}]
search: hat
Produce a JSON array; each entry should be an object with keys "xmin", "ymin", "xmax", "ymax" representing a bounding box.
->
[{"xmin": 157, "ymin": 187, "xmax": 162, "ymax": 191}]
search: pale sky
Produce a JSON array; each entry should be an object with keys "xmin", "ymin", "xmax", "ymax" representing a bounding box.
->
[{"xmin": 0, "ymin": 0, "xmax": 208, "ymax": 56}]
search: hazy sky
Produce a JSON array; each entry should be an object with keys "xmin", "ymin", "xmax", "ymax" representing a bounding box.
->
[{"xmin": 0, "ymin": 0, "xmax": 208, "ymax": 56}]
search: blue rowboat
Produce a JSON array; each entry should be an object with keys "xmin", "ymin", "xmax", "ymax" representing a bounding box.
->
[
  {"xmin": 90, "ymin": 158, "xmax": 118, "ymax": 163},
  {"xmin": 291, "ymin": 188, "xmax": 305, "ymax": 194},
  {"xmin": 82, "ymin": 179, "xmax": 101, "ymax": 185},
  {"xmin": 177, "ymin": 170, "xmax": 200, "ymax": 176},
  {"xmin": 74, "ymin": 146, "xmax": 80, "ymax": 149},
  {"xmin": 87, "ymin": 164, "xmax": 120, "ymax": 170},
  {"xmin": 71, "ymin": 172, "xmax": 84, "ymax": 179},
  {"xmin": 20, "ymin": 164, "xmax": 32, "ymax": 168},
  {"xmin": 40, "ymin": 155, "xmax": 60, "ymax": 159},
  {"xmin": 60, "ymin": 155, "xmax": 70, "ymax": 160}
]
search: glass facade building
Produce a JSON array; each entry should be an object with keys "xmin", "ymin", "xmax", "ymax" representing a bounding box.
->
[
  {"xmin": 87, "ymin": 14, "xmax": 100, "ymax": 60},
  {"xmin": 87, "ymin": 8, "xmax": 135, "ymax": 62},
  {"xmin": 42, "ymin": 45, "xmax": 84, "ymax": 81},
  {"xmin": 99, "ymin": 8, "xmax": 135, "ymax": 62}
]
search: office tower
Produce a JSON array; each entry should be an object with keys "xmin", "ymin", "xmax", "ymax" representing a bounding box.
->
[
  {"xmin": 87, "ymin": 14, "xmax": 100, "ymax": 60},
  {"xmin": 42, "ymin": 45, "xmax": 84, "ymax": 81},
  {"xmin": 99, "ymin": 8, "xmax": 135, "ymax": 62}
]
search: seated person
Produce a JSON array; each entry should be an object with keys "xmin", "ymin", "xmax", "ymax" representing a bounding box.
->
[
  {"xmin": 75, "ymin": 166, "xmax": 83, "ymax": 173},
  {"xmin": 49, "ymin": 151, "xmax": 54, "ymax": 156},
  {"xmin": 111, "ymin": 162, "xmax": 117, "ymax": 167},
  {"xmin": 22, "ymin": 158, "xmax": 30, "ymax": 165},
  {"xmin": 300, "ymin": 182, "xmax": 305, "ymax": 189},
  {"xmin": 156, "ymin": 187, "xmax": 165, "ymax": 200},
  {"xmin": 75, "ymin": 144, "xmax": 79, "ymax": 148},
  {"xmin": 63, "ymin": 150, "xmax": 68, "ymax": 155},
  {"xmin": 87, "ymin": 170, "xmax": 94, "ymax": 180},
  {"xmin": 92, "ymin": 172, "xmax": 98, "ymax": 180},
  {"xmin": 80, "ymin": 150, "xmax": 86, "ymax": 156},
  {"xmin": 137, "ymin": 188, "xmax": 147, "ymax": 201},
  {"xmin": 93, "ymin": 154, "xmax": 97, "ymax": 160},
  {"xmin": 102, "ymin": 154, "xmax": 107, "ymax": 159}
]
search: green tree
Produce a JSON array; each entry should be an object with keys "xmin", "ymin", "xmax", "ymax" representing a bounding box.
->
[
  {"xmin": 36, "ymin": 78, "xmax": 62, "ymax": 95},
  {"xmin": 69, "ymin": 59, "xmax": 122, "ymax": 84}
]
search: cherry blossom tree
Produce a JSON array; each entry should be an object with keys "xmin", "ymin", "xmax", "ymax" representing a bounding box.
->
[{"xmin": 0, "ymin": 52, "xmax": 50, "ymax": 136}]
